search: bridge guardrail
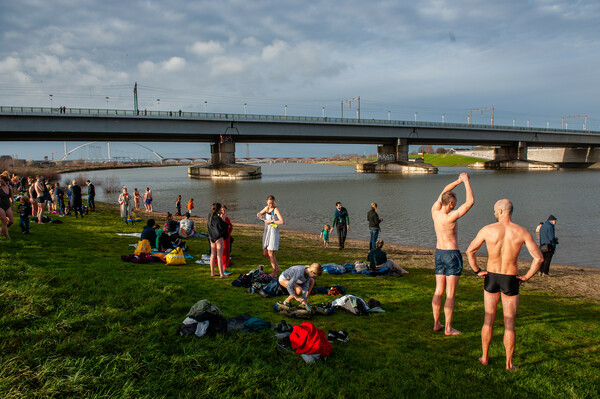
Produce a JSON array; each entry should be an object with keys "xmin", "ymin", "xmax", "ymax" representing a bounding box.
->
[{"xmin": 1, "ymin": 105, "xmax": 598, "ymax": 136}]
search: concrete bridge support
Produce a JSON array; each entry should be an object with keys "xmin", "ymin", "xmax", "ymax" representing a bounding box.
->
[
  {"xmin": 470, "ymin": 142, "xmax": 558, "ymax": 170},
  {"xmin": 357, "ymin": 139, "xmax": 437, "ymax": 174},
  {"xmin": 188, "ymin": 141, "xmax": 262, "ymax": 179}
]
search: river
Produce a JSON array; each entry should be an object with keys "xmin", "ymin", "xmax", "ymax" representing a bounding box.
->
[{"xmin": 63, "ymin": 164, "xmax": 600, "ymax": 269}]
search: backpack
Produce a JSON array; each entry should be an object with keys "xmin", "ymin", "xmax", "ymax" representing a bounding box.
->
[
  {"xmin": 263, "ymin": 279, "xmax": 284, "ymax": 297},
  {"xmin": 232, "ymin": 273, "xmax": 253, "ymax": 288}
]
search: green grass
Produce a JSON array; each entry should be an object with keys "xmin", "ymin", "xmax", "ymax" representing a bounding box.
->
[
  {"xmin": 1, "ymin": 203, "xmax": 599, "ymax": 398},
  {"xmin": 409, "ymin": 154, "xmax": 487, "ymax": 166}
]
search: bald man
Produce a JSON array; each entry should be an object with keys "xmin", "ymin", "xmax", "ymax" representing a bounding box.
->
[
  {"xmin": 431, "ymin": 172, "xmax": 474, "ymax": 335},
  {"xmin": 466, "ymin": 199, "xmax": 543, "ymax": 370}
]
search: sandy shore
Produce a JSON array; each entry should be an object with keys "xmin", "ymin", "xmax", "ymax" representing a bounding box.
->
[{"xmin": 132, "ymin": 206, "xmax": 600, "ymax": 303}]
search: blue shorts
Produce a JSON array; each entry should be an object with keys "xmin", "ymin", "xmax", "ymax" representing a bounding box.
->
[
  {"xmin": 145, "ymin": 198, "xmax": 152, "ymax": 205},
  {"xmin": 434, "ymin": 249, "xmax": 463, "ymax": 276}
]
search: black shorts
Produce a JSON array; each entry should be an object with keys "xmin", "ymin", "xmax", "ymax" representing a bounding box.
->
[{"xmin": 484, "ymin": 272, "xmax": 519, "ymax": 296}]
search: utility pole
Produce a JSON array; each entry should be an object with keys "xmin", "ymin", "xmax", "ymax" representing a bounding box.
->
[
  {"xmin": 133, "ymin": 82, "xmax": 139, "ymax": 113},
  {"xmin": 341, "ymin": 96, "xmax": 360, "ymax": 120},
  {"xmin": 469, "ymin": 107, "xmax": 494, "ymax": 126},
  {"xmin": 561, "ymin": 115, "xmax": 587, "ymax": 130}
]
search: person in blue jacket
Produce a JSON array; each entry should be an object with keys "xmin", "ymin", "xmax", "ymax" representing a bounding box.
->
[{"xmin": 539, "ymin": 215, "xmax": 558, "ymax": 276}]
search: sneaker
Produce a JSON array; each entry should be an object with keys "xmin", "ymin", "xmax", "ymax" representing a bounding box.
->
[
  {"xmin": 336, "ymin": 330, "xmax": 349, "ymax": 342},
  {"xmin": 327, "ymin": 330, "xmax": 337, "ymax": 343},
  {"xmin": 223, "ymin": 270, "xmax": 232, "ymax": 275}
]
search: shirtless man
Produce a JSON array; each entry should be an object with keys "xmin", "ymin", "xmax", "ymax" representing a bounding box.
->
[
  {"xmin": 34, "ymin": 176, "xmax": 46, "ymax": 224},
  {"xmin": 466, "ymin": 199, "xmax": 543, "ymax": 370},
  {"xmin": 431, "ymin": 173, "xmax": 474, "ymax": 335},
  {"xmin": 144, "ymin": 187, "xmax": 153, "ymax": 212}
]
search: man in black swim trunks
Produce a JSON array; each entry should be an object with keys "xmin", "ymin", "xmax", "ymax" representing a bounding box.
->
[{"xmin": 466, "ymin": 199, "xmax": 543, "ymax": 370}]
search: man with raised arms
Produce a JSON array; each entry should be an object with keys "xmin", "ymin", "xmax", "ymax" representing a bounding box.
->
[
  {"xmin": 431, "ymin": 172, "xmax": 474, "ymax": 336},
  {"xmin": 466, "ymin": 199, "xmax": 543, "ymax": 370}
]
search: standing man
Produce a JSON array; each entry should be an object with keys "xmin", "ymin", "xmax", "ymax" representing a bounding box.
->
[
  {"xmin": 538, "ymin": 215, "xmax": 558, "ymax": 277},
  {"xmin": 70, "ymin": 180, "xmax": 84, "ymax": 218},
  {"xmin": 176, "ymin": 195, "xmax": 182, "ymax": 216},
  {"xmin": 86, "ymin": 180, "xmax": 95, "ymax": 211},
  {"xmin": 431, "ymin": 172, "xmax": 474, "ymax": 335},
  {"xmin": 332, "ymin": 202, "xmax": 350, "ymax": 250},
  {"xmin": 466, "ymin": 199, "xmax": 543, "ymax": 370},
  {"xmin": 34, "ymin": 176, "xmax": 46, "ymax": 224},
  {"xmin": 144, "ymin": 187, "xmax": 153, "ymax": 212}
]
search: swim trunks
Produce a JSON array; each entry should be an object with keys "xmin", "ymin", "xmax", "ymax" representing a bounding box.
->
[
  {"xmin": 484, "ymin": 272, "xmax": 520, "ymax": 296},
  {"xmin": 145, "ymin": 198, "xmax": 152, "ymax": 205},
  {"xmin": 434, "ymin": 249, "xmax": 463, "ymax": 276},
  {"xmin": 37, "ymin": 196, "xmax": 45, "ymax": 203}
]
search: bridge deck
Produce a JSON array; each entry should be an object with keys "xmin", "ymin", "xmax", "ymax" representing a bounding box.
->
[{"xmin": 1, "ymin": 106, "xmax": 599, "ymax": 147}]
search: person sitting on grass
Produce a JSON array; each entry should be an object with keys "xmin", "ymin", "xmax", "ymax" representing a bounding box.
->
[
  {"xmin": 367, "ymin": 240, "xmax": 409, "ymax": 274},
  {"xmin": 278, "ymin": 263, "xmax": 323, "ymax": 308},
  {"xmin": 141, "ymin": 218, "xmax": 157, "ymax": 249},
  {"xmin": 179, "ymin": 212, "xmax": 195, "ymax": 237},
  {"xmin": 158, "ymin": 220, "xmax": 186, "ymax": 253}
]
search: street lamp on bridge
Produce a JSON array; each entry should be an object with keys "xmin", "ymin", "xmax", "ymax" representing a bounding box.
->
[{"xmin": 49, "ymin": 94, "xmax": 53, "ymax": 110}]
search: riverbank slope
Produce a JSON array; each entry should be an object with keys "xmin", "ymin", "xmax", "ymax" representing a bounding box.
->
[{"xmin": 1, "ymin": 202, "xmax": 598, "ymax": 397}]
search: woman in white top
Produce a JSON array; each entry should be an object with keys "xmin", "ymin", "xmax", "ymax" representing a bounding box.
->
[{"xmin": 257, "ymin": 195, "xmax": 285, "ymax": 278}]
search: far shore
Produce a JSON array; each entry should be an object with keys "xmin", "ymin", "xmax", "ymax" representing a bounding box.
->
[{"xmin": 115, "ymin": 202, "xmax": 600, "ymax": 303}]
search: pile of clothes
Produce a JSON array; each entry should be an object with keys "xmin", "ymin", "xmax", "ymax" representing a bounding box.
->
[{"xmin": 231, "ymin": 268, "xmax": 286, "ymax": 297}]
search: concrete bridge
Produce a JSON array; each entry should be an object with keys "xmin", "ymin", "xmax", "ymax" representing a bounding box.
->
[{"xmin": 1, "ymin": 106, "xmax": 599, "ymax": 177}]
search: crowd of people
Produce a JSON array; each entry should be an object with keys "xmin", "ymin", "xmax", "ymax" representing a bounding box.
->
[
  {"xmin": 0, "ymin": 171, "xmax": 96, "ymax": 238},
  {"xmin": 1, "ymin": 169, "xmax": 562, "ymax": 370}
]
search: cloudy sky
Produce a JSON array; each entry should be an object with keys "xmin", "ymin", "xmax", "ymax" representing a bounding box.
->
[{"xmin": 1, "ymin": 0, "xmax": 599, "ymax": 159}]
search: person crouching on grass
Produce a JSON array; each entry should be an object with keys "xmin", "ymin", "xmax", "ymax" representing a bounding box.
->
[{"xmin": 278, "ymin": 263, "xmax": 323, "ymax": 308}]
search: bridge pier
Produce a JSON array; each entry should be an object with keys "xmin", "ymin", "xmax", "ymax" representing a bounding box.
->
[
  {"xmin": 188, "ymin": 141, "xmax": 262, "ymax": 179},
  {"xmin": 356, "ymin": 139, "xmax": 438, "ymax": 174},
  {"xmin": 469, "ymin": 142, "xmax": 559, "ymax": 170}
]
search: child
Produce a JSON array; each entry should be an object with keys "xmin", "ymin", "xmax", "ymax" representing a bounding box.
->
[
  {"xmin": 187, "ymin": 198, "xmax": 194, "ymax": 214},
  {"xmin": 18, "ymin": 196, "xmax": 32, "ymax": 234},
  {"xmin": 176, "ymin": 195, "xmax": 182, "ymax": 216},
  {"xmin": 278, "ymin": 263, "xmax": 323, "ymax": 307},
  {"xmin": 319, "ymin": 224, "xmax": 331, "ymax": 248}
]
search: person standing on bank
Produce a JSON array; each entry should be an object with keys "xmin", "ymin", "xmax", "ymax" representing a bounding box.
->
[
  {"xmin": 466, "ymin": 199, "xmax": 543, "ymax": 370},
  {"xmin": 207, "ymin": 202, "xmax": 229, "ymax": 279},
  {"xmin": 539, "ymin": 215, "xmax": 558, "ymax": 277},
  {"xmin": 86, "ymin": 180, "xmax": 95, "ymax": 211},
  {"xmin": 70, "ymin": 180, "xmax": 84, "ymax": 218},
  {"xmin": 257, "ymin": 195, "xmax": 284, "ymax": 277},
  {"xmin": 34, "ymin": 176, "xmax": 46, "ymax": 223},
  {"xmin": 0, "ymin": 172, "xmax": 14, "ymax": 238},
  {"xmin": 332, "ymin": 202, "xmax": 350, "ymax": 250},
  {"xmin": 367, "ymin": 202, "xmax": 382, "ymax": 251},
  {"xmin": 118, "ymin": 186, "xmax": 132, "ymax": 224},
  {"xmin": 431, "ymin": 172, "xmax": 474, "ymax": 336}
]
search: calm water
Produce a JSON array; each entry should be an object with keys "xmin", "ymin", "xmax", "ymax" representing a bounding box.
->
[{"xmin": 64, "ymin": 164, "xmax": 600, "ymax": 269}]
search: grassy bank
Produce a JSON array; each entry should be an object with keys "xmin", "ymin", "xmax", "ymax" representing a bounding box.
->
[
  {"xmin": 1, "ymin": 203, "xmax": 599, "ymax": 398},
  {"xmin": 409, "ymin": 154, "xmax": 487, "ymax": 166},
  {"xmin": 319, "ymin": 154, "xmax": 486, "ymax": 167}
]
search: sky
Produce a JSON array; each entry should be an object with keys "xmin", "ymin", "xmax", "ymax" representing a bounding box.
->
[{"xmin": 1, "ymin": 0, "xmax": 599, "ymax": 160}]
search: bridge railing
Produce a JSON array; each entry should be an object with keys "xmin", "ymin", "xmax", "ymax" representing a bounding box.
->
[{"xmin": 1, "ymin": 105, "xmax": 598, "ymax": 136}]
